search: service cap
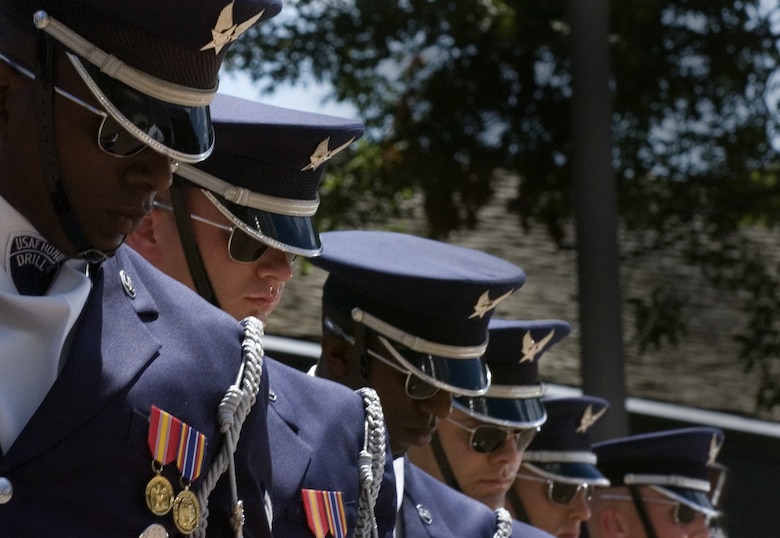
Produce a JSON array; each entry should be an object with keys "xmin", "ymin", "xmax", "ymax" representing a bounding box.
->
[
  {"xmin": 0, "ymin": 0, "xmax": 281, "ymax": 161},
  {"xmin": 594, "ymin": 427, "xmax": 725, "ymax": 517},
  {"xmin": 176, "ymin": 93, "xmax": 365, "ymax": 257},
  {"xmin": 312, "ymin": 230, "xmax": 526, "ymax": 396},
  {"xmin": 521, "ymin": 395, "xmax": 610, "ymax": 486},
  {"xmin": 455, "ymin": 318, "xmax": 570, "ymax": 428}
]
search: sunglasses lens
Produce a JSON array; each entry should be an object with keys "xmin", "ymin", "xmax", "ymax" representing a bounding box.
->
[
  {"xmin": 74, "ymin": 55, "xmax": 214, "ymax": 159},
  {"xmin": 514, "ymin": 427, "xmax": 538, "ymax": 451},
  {"xmin": 99, "ymin": 116, "xmax": 147, "ymax": 156},
  {"xmin": 471, "ymin": 426, "xmax": 509, "ymax": 453},
  {"xmin": 405, "ymin": 374, "xmax": 439, "ymax": 399},
  {"xmin": 549, "ymin": 482, "xmax": 582, "ymax": 504},
  {"xmin": 675, "ymin": 503, "xmax": 699, "ymax": 525},
  {"xmin": 228, "ymin": 228, "xmax": 269, "ymax": 262},
  {"xmin": 376, "ymin": 336, "xmax": 439, "ymax": 400}
]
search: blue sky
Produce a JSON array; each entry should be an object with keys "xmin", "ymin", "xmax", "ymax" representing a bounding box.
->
[{"xmin": 218, "ymin": 68, "xmax": 358, "ymax": 118}]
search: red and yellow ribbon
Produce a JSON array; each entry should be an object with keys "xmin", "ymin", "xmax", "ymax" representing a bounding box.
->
[{"xmin": 147, "ymin": 406, "xmax": 182, "ymax": 465}]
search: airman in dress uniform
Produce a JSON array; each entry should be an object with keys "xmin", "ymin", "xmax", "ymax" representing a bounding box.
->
[
  {"xmin": 588, "ymin": 427, "xmax": 725, "ymax": 538},
  {"xmin": 0, "ymin": 1, "xmax": 280, "ymax": 536},
  {"xmin": 128, "ymin": 92, "xmax": 394, "ymax": 538},
  {"xmin": 409, "ymin": 318, "xmax": 571, "ymax": 535},
  {"xmin": 509, "ymin": 395, "xmax": 611, "ymax": 538},
  {"xmin": 310, "ymin": 230, "xmax": 555, "ymax": 537}
]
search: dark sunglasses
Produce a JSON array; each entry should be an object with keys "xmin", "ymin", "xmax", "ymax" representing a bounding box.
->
[
  {"xmin": 367, "ymin": 336, "xmax": 441, "ymax": 400},
  {"xmin": 153, "ymin": 200, "xmax": 296, "ymax": 264},
  {"xmin": 0, "ymin": 52, "xmax": 147, "ymax": 157},
  {"xmin": 446, "ymin": 417, "xmax": 538, "ymax": 454},
  {"xmin": 598, "ymin": 493, "xmax": 705, "ymax": 525},
  {"xmin": 516, "ymin": 473, "xmax": 593, "ymax": 504}
]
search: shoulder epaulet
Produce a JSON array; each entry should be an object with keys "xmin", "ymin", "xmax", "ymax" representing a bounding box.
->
[
  {"xmin": 493, "ymin": 507, "xmax": 513, "ymax": 538},
  {"xmin": 354, "ymin": 387, "xmax": 386, "ymax": 538},
  {"xmin": 192, "ymin": 316, "xmax": 266, "ymax": 538}
]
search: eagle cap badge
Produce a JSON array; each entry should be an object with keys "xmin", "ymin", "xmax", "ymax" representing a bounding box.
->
[
  {"xmin": 576, "ymin": 404, "xmax": 607, "ymax": 433},
  {"xmin": 301, "ymin": 137, "xmax": 356, "ymax": 172},
  {"xmin": 201, "ymin": 1, "xmax": 266, "ymax": 54},
  {"xmin": 707, "ymin": 433, "xmax": 722, "ymax": 466},
  {"xmin": 470, "ymin": 289, "xmax": 514, "ymax": 319},
  {"xmin": 520, "ymin": 329, "xmax": 555, "ymax": 363}
]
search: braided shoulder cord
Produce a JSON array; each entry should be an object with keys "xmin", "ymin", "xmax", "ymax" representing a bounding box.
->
[
  {"xmin": 193, "ymin": 317, "xmax": 265, "ymax": 538},
  {"xmin": 354, "ymin": 387, "xmax": 387, "ymax": 538},
  {"xmin": 493, "ymin": 507, "xmax": 513, "ymax": 538}
]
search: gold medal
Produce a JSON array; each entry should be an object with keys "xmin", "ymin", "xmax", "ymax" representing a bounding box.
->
[
  {"xmin": 145, "ymin": 474, "xmax": 175, "ymax": 516},
  {"xmin": 146, "ymin": 407, "xmax": 183, "ymax": 517},
  {"xmin": 172, "ymin": 487, "xmax": 201, "ymax": 535}
]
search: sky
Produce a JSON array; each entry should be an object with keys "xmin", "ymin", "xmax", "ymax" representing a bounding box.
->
[{"xmin": 218, "ymin": 68, "xmax": 359, "ymax": 118}]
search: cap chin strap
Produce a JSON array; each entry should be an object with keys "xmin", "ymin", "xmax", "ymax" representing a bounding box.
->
[
  {"xmin": 35, "ymin": 31, "xmax": 107, "ymax": 264},
  {"xmin": 629, "ymin": 485, "xmax": 659, "ymax": 538},
  {"xmin": 352, "ymin": 322, "xmax": 371, "ymax": 381},
  {"xmin": 430, "ymin": 432, "xmax": 462, "ymax": 493},
  {"xmin": 169, "ymin": 176, "xmax": 219, "ymax": 306}
]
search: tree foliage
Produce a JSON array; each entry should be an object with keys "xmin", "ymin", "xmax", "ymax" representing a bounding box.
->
[{"xmin": 226, "ymin": 0, "xmax": 780, "ymax": 411}]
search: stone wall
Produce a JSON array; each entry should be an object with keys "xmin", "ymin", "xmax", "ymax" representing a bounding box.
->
[{"xmin": 269, "ymin": 173, "xmax": 780, "ymax": 422}]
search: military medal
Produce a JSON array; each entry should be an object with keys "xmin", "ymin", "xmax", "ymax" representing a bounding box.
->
[
  {"xmin": 173, "ymin": 488, "xmax": 200, "ymax": 535},
  {"xmin": 172, "ymin": 422, "xmax": 207, "ymax": 535},
  {"xmin": 145, "ymin": 406, "xmax": 182, "ymax": 516},
  {"xmin": 145, "ymin": 474, "xmax": 175, "ymax": 516}
]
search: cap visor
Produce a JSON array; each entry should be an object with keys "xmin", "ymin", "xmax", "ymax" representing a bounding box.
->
[
  {"xmin": 523, "ymin": 462, "xmax": 611, "ymax": 487},
  {"xmin": 455, "ymin": 395, "xmax": 547, "ymax": 427},
  {"xmin": 221, "ymin": 199, "xmax": 322, "ymax": 257},
  {"xmin": 394, "ymin": 351, "xmax": 489, "ymax": 396},
  {"xmin": 71, "ymin": 55, "xmax": 214, "ymax": 162},
  {"xmin": 654, "ymin": 486, "xmax": 718, "ymax": 517}
]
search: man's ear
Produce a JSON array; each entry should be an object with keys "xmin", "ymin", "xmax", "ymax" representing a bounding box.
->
[
  {"xmin": 320, "ymin": 334, "xmax": 352, "ymax": 380},
  {"xmin": 125, "ymin": 213, "xmax": 161, "ymax": 262}
]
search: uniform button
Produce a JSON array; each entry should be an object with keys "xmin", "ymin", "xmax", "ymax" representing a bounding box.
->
[
  {"xmin": 139, "ymin": 523, "xmax": 168, "ymax": 537},
  {"xmin": 0, "ymin": 477, "xmax": 12, "ymax": 504}
]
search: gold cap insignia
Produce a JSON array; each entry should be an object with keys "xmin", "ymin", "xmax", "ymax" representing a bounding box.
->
[
  {"xmin": 301, "ymin": 137, "xmax": 356, "ymax": 172},
  {"xmin": 707, "ymin": 433, "xmax": 722, "ymax": 466},
  {"xmin": 201, "ymin": 1, "xmax": 265, "ymax": 54},
  {"xmin": 470, "ymin": 289, "xmax": 514, "ymax": 319},
  {"xmin": 576, "ymin": 404, "xmax": 607, "ymax": 433},
  {"xmin": 520, "ymin": 329, "xmax": 555, "ymax": 363}
]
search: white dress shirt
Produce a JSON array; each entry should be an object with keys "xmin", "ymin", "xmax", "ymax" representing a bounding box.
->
[
  {"xmin": 394, "ymin": 456, "xmax": 405, "ymax": 537},
  {"xmin": 0, "ymin": 195, "xmax": 90, "ymax": 452}
]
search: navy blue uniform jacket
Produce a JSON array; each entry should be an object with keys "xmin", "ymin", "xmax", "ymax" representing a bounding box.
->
[
  {"xmin": 267, "ymin": 359, "xmax": 395, "ymax": 537},
  {"xmin": 401, "ymin": 459, "xmax": 553, "ymax": 538},
  {"xmin": 0, "ymin": 246, "xmax": 273, "ymax": 537}
]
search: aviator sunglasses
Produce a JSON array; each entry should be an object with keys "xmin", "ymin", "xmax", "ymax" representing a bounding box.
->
[
  {"xmin": 446, "ymin": 416, "xmax": 538, "ymax": 454},
  {"xmin": 367, "ymin": 336, "xmax": 442, "ymax": 400},
  {"xmin": 153, "ymin": 200, "xmax": 296, "ymax": 264},
  {"xmin": 0, "ymin": 52, "xmax": 147, "ymax": 157},
  {"xmin": 597, "ymin": 493, "xmax": 705, "ymax": 525},
  {"xmin": 516, "ymin": 473, "xmax": 593, "ymax": 504}
]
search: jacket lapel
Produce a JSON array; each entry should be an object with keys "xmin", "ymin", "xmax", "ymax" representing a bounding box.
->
[
  {"xmin": 401, "ymin": 458, "xmax": 437, "ymax": 538},
  {"xmin": 2, "ymin": 249, "xmax": 161, "ymax": 468},
  {"xmin": 267, "ymin": 378, "xmax": 314, "ymax": 522}
]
